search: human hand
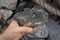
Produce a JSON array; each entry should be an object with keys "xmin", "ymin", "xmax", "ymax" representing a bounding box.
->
[{"xmin": 0, "ymin": 20, "xmax": 33, "ymax": 40}]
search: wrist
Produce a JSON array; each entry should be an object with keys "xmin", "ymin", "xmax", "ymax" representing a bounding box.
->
[{"xmin": 0, "ymin": 33, "xmax": 9, "ymax": 40}]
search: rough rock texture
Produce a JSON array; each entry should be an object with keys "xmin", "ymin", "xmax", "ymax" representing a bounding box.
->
[
  {"xmin": 20, "ymin": 26, "xmax": 48, "ymax": 40},
  {"xmin": 13, "ymin": 4, "xmax": 48, "ymax": 27},
  {"xmin": 0, "ymin": 0, "xmax": 59, "ymax": 40},
  {"xmin": 7, "ymin": 4, "xmax": 48, "ymax": 40},
  {"xmin": 0, "ymin": 9, "xmax": 13, "ymax": 20},
  {"xmin": 45, "ymin": 19, "xmax": 60, "ymax": 40},
  {"xmin": 20, "ymin": 19, "xmax": 60, "ymax": 40},
  {"xmin": 32, "ymin": 0, "xmax": 60, "ymax": 16},
  {"xmin": 26, "ymin": 25, "xmax": 48, "ymax": 38},
  {"xmin": 20, "ymin": 36, "xmax": 45, "ymax": 40},
  {"xmin": 0, "ymin": 0, "xmax": 17, "ymax": 10},
  {"xmin": 13, "ymin": 10, "xmax": 48, "ymax": 27},
  {"xmin": 15, "ymin": 2, "xmax": 27, "ymax": 13}
]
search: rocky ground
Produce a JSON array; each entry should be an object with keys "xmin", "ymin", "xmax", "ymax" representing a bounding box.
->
[{"xmin": 0, "ymin": 0, "xmax": 60, "ymax": 40}]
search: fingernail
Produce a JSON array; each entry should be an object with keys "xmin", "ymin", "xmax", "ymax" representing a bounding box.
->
[{"xmin": 29, "ymin": 28, "xmax": 33, "ymax": 32}]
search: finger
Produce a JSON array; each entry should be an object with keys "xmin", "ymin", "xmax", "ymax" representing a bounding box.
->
[{"xmin": 18, "ymin": 27, "xmax": 33, "ymax": 33}]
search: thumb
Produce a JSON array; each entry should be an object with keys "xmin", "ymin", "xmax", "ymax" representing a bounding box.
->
[
  {"xmin": 18, "ymin": 27, "xmax": 33, "ymax": 33},
  {"xmin": 9, "ymin": 20, "xmax": 19, "ymax": 28}
]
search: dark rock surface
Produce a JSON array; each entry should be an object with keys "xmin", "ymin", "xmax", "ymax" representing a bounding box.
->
[
  {"xmin": 0, "ymin": 0, "xmax": 17, "ymax": 10},
  {"xmin": 45, "ymin": 19, "xmax": 60, "ymax": 40},
  {"xmin": 0, "ymin": 9, "xmax": 13, "ymax": 20},
  {"xmin": 26, "ymin": 24, "xmax": 48, "ymax": 38},
  {"xmin": 15, "ymin": 2, "xmax": 27, "ymax": 13},
  {"xmin": 0, "ymin": 0, "xmax": 60, "ymax": 40},
  {"xmin": 20, "ymin": 19, "xmax": 60, "ymax": 40}
]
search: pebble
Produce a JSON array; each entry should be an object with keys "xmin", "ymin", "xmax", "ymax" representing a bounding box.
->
[
  {"xmin": 0, "ymin": 9, "xmax": 13, "ymax": 20},
  {"xmin": 0, "ymin": 0, "xmax": 17, "ymax": 10}
]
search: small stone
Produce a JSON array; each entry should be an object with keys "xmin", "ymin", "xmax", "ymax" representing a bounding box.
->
[
  {"xmin": 0, "ymin": 0, "xmax": 17, "ymax": 10},
  {"xmin": 0, "ymin": 9, "xmax": 13, "ymax": 20},
  {"xmin": 14, "ymin": 6, "xmax": 48, "ymax": 27}
]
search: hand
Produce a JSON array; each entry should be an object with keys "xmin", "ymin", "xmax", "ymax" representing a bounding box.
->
[{"xmin": 0, "ymin": 20, "xmax": 33, "ymax": 40}]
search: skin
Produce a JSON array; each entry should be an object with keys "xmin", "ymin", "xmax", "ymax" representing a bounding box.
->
[
  {"xmin": 0, "ymin": 15, "xmax": 2, "ymax": 19},
  {"xmin": 0, "ymin": 20, "xmax": 33, "ymax": 40}
]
